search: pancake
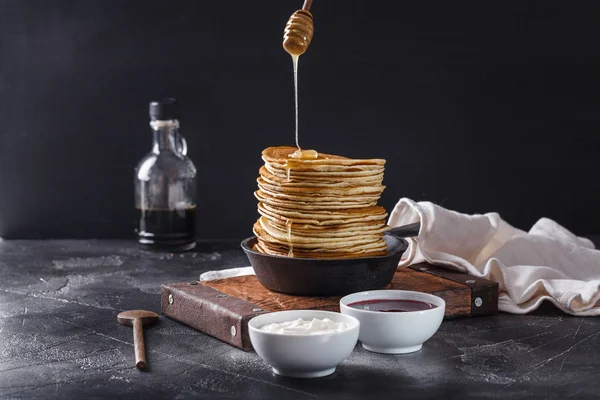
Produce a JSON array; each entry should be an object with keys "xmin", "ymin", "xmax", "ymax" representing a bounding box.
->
[
  {"xmin": 262, "ymin": 146, "xmax": 385, "ymax": 166},
  {"xmin": 258, "ymin": 202, "xmax": 387, "ymax": 225},
  {"xmin": 257, "ymin": 177, "xmax": 385, "ymax": 196},
  {"xmin": 255, "ymin": 234, "xmax": 387, "ymax": 255},
  {"xmin": 253, "ymin": 242, "xmax": 388, "ymax": 259},
  {"xmin": 264, "ymin": 162, "xmax": 385, "ymax": 178},
  {"xmin": 266, "ymin": 221, "xmax": 389, "ymax": 235},
  {"xmin": 255, "ymin": 190, "xmax": 378, "ymax": 210},
  {"xmin": 257, "ymin": 185, "xmax": 382, "ymax": 203},
  {"xmin": 265, "ymin": 161, "xmax": 385, "ymax": 173},
  {"xmin": 265, "ymin": 171, "xmax": 384, "ymax": 184},
  {"xmin": 255, "ymin": 220, "xmax": 385, "ymax": 249},
  {"xmin": 260, "ymin": 166, "xmax": 378, "ymax": 188},
  {"xmin": 260, "ymin": 217, "xmax": 388, "ymax": 239}
]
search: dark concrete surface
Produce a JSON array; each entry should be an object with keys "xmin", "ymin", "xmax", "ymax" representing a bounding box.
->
[{"xmin": 0, "ymin": 240, "xmax": 598, "ymax": 399}]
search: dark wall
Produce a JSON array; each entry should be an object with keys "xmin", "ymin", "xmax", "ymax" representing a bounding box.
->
[{"xmin": 1, "ymin": 0, "xmax": 599, "ymax": 239}]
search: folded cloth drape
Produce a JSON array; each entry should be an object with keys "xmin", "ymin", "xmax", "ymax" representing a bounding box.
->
[{"xmin": 388, "ymin": 198, "xmax": 600, "ymax": 316}]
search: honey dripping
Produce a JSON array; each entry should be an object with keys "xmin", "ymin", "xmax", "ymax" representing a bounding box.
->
[
  {"xmin": 293, "ymin": 54, "xmax": 299, "ymax": 149},
  {"xmin": 286, "ymin": 219, "xmax": 294, "ymax": 257},
  {"xmin": 283, "ymin": 0, "xmax": 314, "ymax": 162},
  {"xmin": 285, "ymin": 148, "xmax": 318, "ymax": 181}
]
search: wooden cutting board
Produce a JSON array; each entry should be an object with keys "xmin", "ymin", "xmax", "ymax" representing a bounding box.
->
[{"xmin": 161, "ymin": 263, "xmax": 498, "ymax": 350}]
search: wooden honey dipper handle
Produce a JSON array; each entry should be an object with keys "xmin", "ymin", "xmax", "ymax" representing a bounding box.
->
[{"xmin": 283, "ymin": 1, "xmax": 315, "ymax": 56}]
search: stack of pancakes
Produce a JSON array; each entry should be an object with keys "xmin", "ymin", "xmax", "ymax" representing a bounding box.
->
[{"xmin": 253, "ymin": 146, "xmax": 389, "ymax": 259}]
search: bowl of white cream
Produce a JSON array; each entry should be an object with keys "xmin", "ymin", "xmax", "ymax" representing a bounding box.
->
[{"xmin": 248, "ymin": 310, "xmax": 359, "ymax": 378}]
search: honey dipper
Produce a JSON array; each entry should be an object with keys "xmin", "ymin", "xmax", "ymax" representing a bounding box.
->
[{"xmin": 283, "ymin": 0, "xmax": 314, "ymax": 56}]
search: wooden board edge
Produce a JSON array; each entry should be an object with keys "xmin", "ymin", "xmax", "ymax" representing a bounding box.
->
[
  {"xmin": 431, "ymin": 288, "xmax": 471, "ymax": 319},
  {"xmin": 161, "ymin": 283, "xmax": 266, "ymax": 351},
  {"xmin": 410, "ymin": 263, "xmax": 499, "ymax": 316}
]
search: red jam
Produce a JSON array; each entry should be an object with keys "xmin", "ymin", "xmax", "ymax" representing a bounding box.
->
[{"xmin": 347, "ymin": 299, "xmax": 437, "ymax": 313}]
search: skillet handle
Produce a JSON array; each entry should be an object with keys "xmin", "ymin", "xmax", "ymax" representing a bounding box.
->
[{"xmin": 386, "ymin": 222, "xmax": 421, "ymax": 238}]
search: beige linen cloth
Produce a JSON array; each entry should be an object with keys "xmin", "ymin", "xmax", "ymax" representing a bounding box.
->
[{"xmin": 389, "ymin": 198, "xmax": 600, "ymax": 316}]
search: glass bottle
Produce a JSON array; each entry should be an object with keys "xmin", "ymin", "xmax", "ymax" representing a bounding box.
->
[{"xmin": 135, "ymin": 98, "xmax": 197, "ymax": 251}]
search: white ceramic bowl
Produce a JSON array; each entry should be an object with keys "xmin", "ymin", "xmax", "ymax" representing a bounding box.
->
[
  {"xmin": 248, "ymin": 310, "xmax": 360, "ymax": 378},
  {"xmin": 340, "ymin": 290, "xmax": 445, "ymax": 354}
]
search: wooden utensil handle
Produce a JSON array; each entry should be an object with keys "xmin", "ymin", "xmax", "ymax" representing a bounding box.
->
[
  {"xmin": 302, "ymin": 0, "xmax": 312, "ymax": 11},
  {"xmin": 133, "ymin": 318, "xmax": 146, "ymax": 369}
]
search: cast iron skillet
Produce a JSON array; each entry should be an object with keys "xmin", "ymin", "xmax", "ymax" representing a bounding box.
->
[{"xmin": 240, "ymin": 222, "xmax": 421, "ymax": 296}]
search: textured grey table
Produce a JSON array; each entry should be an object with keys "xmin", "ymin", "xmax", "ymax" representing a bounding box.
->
[{"xmin": 0, "ymin": 240, "xmax": 599, "ymax": 399}]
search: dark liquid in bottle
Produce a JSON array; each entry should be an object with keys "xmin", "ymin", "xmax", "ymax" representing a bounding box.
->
[
  {"xmin": 136, "ymin": 206, "xmax": 196, "ymax": 251},
  {"xmin": 348, "ymin": 299, "xmax": 437, "ymax": 313}
]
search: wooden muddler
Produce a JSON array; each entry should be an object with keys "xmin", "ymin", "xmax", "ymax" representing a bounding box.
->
[{"xmin": 117, "ymin": 310, "xmax": 159, "ymax": 369}]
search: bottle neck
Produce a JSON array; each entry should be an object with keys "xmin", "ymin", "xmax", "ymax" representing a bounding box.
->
[{"xmin": 150, "ymin": 119, "xmax": 180, "ymax": 153}]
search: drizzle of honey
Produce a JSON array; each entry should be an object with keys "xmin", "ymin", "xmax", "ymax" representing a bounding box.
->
[
  {"xmin": 284, "ymin": 148, "xmax": 318, "ymax": 182},
  {"xmin": 286, "ymin": 219, "xmax": 294, "ymax": 257},
  {"xmin": 284, "ymin": 8, "xmax": 316, "ymax": 180},
  {"xmin": 293, "ymin": 54, "xmax": 300, "ymax": 149}
]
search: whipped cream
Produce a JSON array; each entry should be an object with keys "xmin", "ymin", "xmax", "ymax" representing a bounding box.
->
[{"xmin": 258, "ymin": 318, "xmax": 348, "ymax": 335}]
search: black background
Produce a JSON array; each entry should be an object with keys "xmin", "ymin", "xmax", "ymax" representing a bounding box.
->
[{"xmin": 1, "ymin": 0, "xmax": 599, "ymax": 240}]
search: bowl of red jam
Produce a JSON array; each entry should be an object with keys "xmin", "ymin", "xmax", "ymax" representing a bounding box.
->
[{"xmin": 339, "ymin": 290, "xmax": 445, "ymax": 354}]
